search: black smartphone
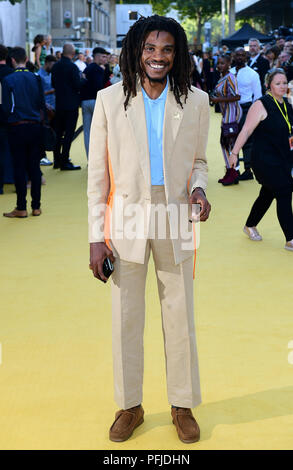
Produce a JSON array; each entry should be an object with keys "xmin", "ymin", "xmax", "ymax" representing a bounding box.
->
[{"xmin": 103, "ymin": 257, "xmax": 114, "ymax": 278}]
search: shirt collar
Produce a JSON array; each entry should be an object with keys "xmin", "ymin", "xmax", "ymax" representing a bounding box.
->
[
  {"xmin": 250, "ymin": 54, "xmax": 260, "ymax": 63},
  {"xmin": 142, "ymin": 76, "xmax": 169, "ymax": 102}
]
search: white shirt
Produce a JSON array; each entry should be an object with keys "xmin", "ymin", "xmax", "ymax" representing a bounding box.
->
[
  {"xmin": 230, "ymin": 65, "xmax": 262, "ymax": 104},
  {"xmin": 248, "ymin": 53, "xmax": 260, "ymax": 67},
  {"xmin": 74, "ymin": 59, "xmax": 87, "ymax": 72}
]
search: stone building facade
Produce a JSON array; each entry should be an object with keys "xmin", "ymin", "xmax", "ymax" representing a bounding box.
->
[{"xmin": 51, "ymin": 0, "xmax": 116, "ymax": 49}]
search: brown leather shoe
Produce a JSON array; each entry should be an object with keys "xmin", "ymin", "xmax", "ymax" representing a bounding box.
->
[
  {"xmin": 109, "ymin": 405, "xmax": 144, "ymax": 442},
  {"xmin": 171, "ymin": 407, "xmax": 200, "ymax": 443},
  {"xmin": 32, "ymin": 209, "xmax": 42, "ymax": 216},
  {"xmin": 3, "ymin": 208, "xmax": 28, "ymax": 218}
]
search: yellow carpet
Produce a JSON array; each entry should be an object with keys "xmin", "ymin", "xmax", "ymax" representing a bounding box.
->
[{"xmin": 0, "ymin": 111, "xmax": 293, "ymax": 450}]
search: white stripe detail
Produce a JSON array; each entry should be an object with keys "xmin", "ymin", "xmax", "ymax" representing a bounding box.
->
[{"xmin": 11, "ymin": 91, "xmax": 15, "ymax": 113}]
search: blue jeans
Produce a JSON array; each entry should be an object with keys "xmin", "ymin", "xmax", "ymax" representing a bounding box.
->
[{"xmin": 81, "ymin": 99, "xmax": 96, "ymax": 158}]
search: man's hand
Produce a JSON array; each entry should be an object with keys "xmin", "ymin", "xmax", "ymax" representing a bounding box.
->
[
  {"xmin": 89, "ymin": 242, "xmax": 115, "ymax": 283},
  {"xmin": 189, "ymin": 187, "xmax": 211, "ymax": 222}
]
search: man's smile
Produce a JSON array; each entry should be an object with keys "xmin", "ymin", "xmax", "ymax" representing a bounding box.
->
[{"xmin": 146, "ymin": 62, "xmax": 168, "ymax": 70}]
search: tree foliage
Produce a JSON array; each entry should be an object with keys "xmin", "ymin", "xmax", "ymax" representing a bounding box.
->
[
  {"xmin": 151, "ymin": 0, "xmax": 221, "ymax": 45},
  {"xmin": 175, "ymin": 0, "xmax": 221, "ymax": 45},
  {"xmin": 0, "ymin": 0, "xmax": 23, "ymax": 4},
  {"xmin": 175, "ymin": 0, "xmax": 221, "ymax": 22},
  {"xmin": 151, "ymin": 0, "xmax": 172, "ymax": 16}
]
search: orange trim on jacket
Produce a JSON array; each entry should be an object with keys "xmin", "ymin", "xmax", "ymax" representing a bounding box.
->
[
  {"xmin": 105, "ymin": 154, "xmax": 115, "ymax": 249},
  {"xmin": 187, "ymin": 163, "xmax": 197, "ymax": 280}
]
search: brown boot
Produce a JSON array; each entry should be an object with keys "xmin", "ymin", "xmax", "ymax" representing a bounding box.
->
[
  {"xmin": 3, "ymin": 208, "xmax": 28, "ymax": 218},
  {"xmin": 109, "ymin": 405, "xmax": 144, "ymax": 442},
  {"xmin": 32, "ymin": 209, "xmax": 42, "ymax": 216},
  {"xmin": 171, "ymin": 407, "xmax": 200, "ymax": 443}
]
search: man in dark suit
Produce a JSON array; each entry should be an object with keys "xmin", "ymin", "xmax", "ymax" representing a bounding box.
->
[
  {"xmin": 0, "ymin": 44, "xmax": 14, "ymax": 194},
  {"xmin": 51, "ymin": 43, "xmax": 84, "ymax": 170},
  {"xmin": 248, "ymin": 38, "xmax": 270, "ymax": 94}
]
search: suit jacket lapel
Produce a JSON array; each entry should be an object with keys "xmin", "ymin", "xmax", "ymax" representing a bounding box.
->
[
  {"xmin": 163, "ymin": 85, "xmax": 184, "ymax": 163},
  {"xmin": 126, "ymin": 82, "xmax": 151, "ymax": 189},
  {"xmin": 125, "ymin": 80, "xmax": 184, "ymax": 190}
]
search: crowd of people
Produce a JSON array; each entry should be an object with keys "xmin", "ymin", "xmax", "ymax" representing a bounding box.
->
[
  {"xmin": 0, "ymin": 27, "xmax": 292, "ymax": 250},
  {"xmin": 0, "ymin": 37, "xmax": 122, "ymax": 216},
  {"xmin": 188, "ymin": 33, "xmax": 293, "ymax": 250},
  {"xmin": 190, "ymin": 34, "xmax": 293, "ymax": 187}
]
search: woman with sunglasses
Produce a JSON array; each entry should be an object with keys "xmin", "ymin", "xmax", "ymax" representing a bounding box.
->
[{"xmin": 229, "ymin": 68, "xmax": 293, "ymax": 251}]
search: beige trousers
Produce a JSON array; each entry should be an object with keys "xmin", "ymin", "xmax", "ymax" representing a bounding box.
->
[{"xmin": 111, "ymin": 186, "xmax": 201, "ymax": 409}]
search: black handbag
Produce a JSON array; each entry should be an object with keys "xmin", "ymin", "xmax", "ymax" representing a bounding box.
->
[
  {"xmin": 221, "ymin": 121, "xmax": 239, "ymax": 137},
  {"xmin": 36, "ymin": 75, "xmax": 56, "ymax": 151}
]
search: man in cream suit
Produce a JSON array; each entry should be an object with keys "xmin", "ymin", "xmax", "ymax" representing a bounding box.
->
[{"xmin": 88, "ymin": 15, "xmax": 211, "ymax": 444}]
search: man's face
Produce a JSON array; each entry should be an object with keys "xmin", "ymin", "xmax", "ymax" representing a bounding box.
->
[
  {"xmin": 277, "ymin": 38, "xmax": 285, "ymax": 48},
  {"xmin": 249, "ymin": 41, "xmax": 260, "ymax": 56},
  {"xmin": 141, "ymin": 30, "xmax": 175, "ymax": 83},
  {"xmin": 234, "ymin": 48, "xmax": 247, "ymax": 66},
  {"xmin": 95, "ymin": 53, "xmax": 108, "ymax": 65},
  {"xmin": 45, "ymin": 61, "xmax": 55, "ymax": 73},
  {"xmin": 78, "ymin": 53, "xmax": 85, "ymax": 62}
]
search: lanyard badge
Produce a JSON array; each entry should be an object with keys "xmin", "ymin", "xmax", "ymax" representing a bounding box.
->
[{"xmin": 269, "ymin": 93, "xmax": 293, "ymax": 149}]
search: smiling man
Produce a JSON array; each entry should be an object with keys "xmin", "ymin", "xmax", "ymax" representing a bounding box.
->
[{"xmin": 87, "ymin": 15, "xmax": 211, "ymax": 443}]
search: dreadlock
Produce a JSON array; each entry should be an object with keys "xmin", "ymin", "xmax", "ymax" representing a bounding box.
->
[{"xmin": 119, "ymin": 15, "xmax": 192, "ymax": 110}]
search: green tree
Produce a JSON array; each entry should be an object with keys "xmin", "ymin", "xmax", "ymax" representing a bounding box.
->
[
  {"xmin": 115, "ymin": 0, "xmax": 150, "ymax": 3},
  {"xmin": 0, "ymin": 0, "xmax": 23, "ymax": 4},
  {"xmin": 151, "ymin": 0, "xmax": 172, "ymax": 16},
  {"xmin": 175, "ymin": 0, "xmax": 221, "ymax": 45}
]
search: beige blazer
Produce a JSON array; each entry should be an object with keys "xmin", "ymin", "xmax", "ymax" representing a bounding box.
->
[{"xmin": 87, "ymin": 80, "xmax": 209, "ymax": 264}]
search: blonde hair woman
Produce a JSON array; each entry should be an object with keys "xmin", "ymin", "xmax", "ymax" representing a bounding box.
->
[{"xmin": 229, "ymin": 68, "xmax": 293, "ymax": 251}]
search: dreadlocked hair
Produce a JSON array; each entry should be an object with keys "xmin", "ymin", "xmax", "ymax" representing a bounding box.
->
[{"xmin": 119, "ymin": 15, "xmax": 192, "ymax": 110}]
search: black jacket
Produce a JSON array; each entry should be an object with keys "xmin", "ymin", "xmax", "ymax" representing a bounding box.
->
[
  {"xmin": 2, "ymin": 67, "xmax": 45, "ymax": 124},
  {"xmin": 248, "ymin": 55, "xmax": 270, "ymax": 90},
  {"xmin": 51, "ymin": 56, "xmax": 84, "ymax": 110},
  {"xmin": 0, "ymin": 64, "xmax": 14, "ymax": 125}
]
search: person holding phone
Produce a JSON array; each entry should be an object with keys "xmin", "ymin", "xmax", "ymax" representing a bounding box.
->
[{"xmin": 229, "ymin": 68, "xmax": 293, "ymax": 251}]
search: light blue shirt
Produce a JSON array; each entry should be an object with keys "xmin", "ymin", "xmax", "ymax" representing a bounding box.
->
[{"xmin": 142, "ymin": 79, "xmax": 168, "ymax": 185}]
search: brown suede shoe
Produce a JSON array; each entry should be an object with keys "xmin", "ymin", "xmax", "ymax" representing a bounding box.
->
[
  {"xmin": 109, "ymin": 405, "xmax": 144, "ymax": 442},
  {"xmin": 3, "ymin": 208, "xmax": 28, "ymax": 218},
  {"xmin": 171, "ymin": 407, "xmax": 200, "ymax": 443},
  {"xmin": 32, "ymin": 209, "xmax": 42, "ymax": 216}
]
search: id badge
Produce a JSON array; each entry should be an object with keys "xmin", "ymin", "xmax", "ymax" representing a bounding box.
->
[{"xmin": 289, "ymin": 134, "xmax": 293, "ymax": 151}]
